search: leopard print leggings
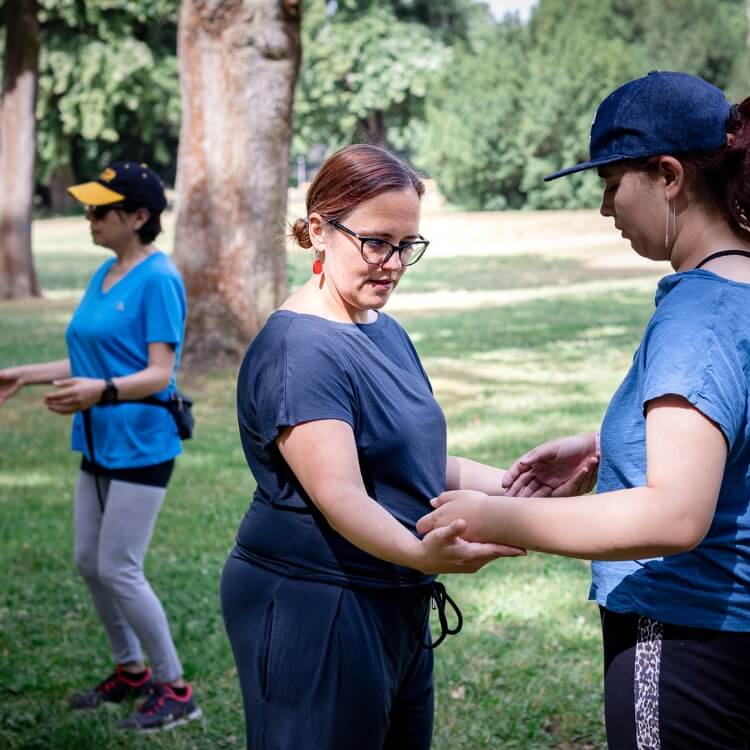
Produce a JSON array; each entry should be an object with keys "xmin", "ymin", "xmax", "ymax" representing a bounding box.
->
[
  {"xmin": 634, "ymin": 616, "xmax": 664, "ymax": 750},
  {"xmin": 603, "ymin": 607, "xmax": 750, "ymax": 750}
]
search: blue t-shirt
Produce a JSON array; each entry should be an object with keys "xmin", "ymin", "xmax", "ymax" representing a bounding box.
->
[
  {"xmin": 592, "ymin": 270, "xmax": 750, "ymax": 631},
  {"xmin": 65, "ymin": 251, "xmax": 187, "ymax": 468},
  {"xmin": 234, "ymin": 310, "xmax": 447, "ymax": 589}
]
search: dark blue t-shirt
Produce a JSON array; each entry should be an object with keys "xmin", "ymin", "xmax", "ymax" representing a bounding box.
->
[
  {"xmin": 234, "ymin": 310, "xmax": 447, "ymax": 588},
  {"xmin": 592, "ymin": 271, "xmax": 750, "ymax": 631}
]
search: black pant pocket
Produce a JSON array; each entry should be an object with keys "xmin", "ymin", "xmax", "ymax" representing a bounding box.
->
[{"xmin": 257, "ymin": 599, "xmax": 275, "ymax": 703}]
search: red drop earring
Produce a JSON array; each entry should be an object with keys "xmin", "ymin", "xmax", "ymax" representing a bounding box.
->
[{"xmin": 312, "ymin": 249, "xmax": 323, "ymax": 275}]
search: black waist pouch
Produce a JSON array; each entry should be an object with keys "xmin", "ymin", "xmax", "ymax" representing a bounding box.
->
[{"xmin": 143, "ymin": 391, "xmax": 195, "ymax": 440}]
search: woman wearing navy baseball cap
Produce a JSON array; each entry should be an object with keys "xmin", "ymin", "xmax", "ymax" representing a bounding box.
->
[
  {"xmin": 418, "ymin": 72, "xmax": 750, "ymax": 748},
  {"xmin": 0, "ymin": 161, "xmax": 200, "ymax": 732}
]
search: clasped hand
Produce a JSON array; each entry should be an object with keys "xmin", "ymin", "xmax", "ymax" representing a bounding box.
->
[
  {"xmin": 417, "ymin": 490, "xmax": 494, "ymax": 545},
  {"xmin": 43, "ymin": 378, "xmax": 105, "ymax": 414},
  {"xmin": 416, "ymin": 504, "xmax": 525, "ymax": 574},
  {"xmin": 417, "ymin": 434, "xmax": 600, "ymax": 552}
]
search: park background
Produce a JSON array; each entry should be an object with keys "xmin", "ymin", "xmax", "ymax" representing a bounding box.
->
[{"xmin": 1, "ymin": 0, "xmax": 749, "ymax": 748}]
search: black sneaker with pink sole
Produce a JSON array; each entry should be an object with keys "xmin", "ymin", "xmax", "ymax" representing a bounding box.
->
[
  {"xmin": 117, "ymin": 682, "xmax": 202, "ymax": 733},
  {"xmin": 68, "ymin": 666, "xmax": 154, "ymax": 710}
]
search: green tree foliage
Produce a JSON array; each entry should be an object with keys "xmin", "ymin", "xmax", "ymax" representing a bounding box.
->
[
  {"xmin": 293, "ymin": 0, "xmax": 473, "ymax": 155},
  {"xmin": 35, "ymin": 0, "xmax": 179, "ymax": 191},
  {"xmin": 610, "ymin": 0, "xmax": 744, "ymax": 88},
  {"xmin": 517, "ymin": 0, "xmax": 647, "ymax": 208},
  {"xmin": 416, "ymin": 0, "xmax": 749, "ymax": 210},
  {"xmin": 6, "ymin": 0, "xmax": 749, "ymax": 210},
  {"xmin": 414, "ymin": 11, "xmax": 530, "ymax": 210},
  {"xmin": 726, "ymin": 0, "xmax": 750, "ymax": 102}
]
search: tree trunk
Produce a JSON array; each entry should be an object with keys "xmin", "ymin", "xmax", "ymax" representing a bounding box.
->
[
  {"xmin": 361, "ymin": 110, "xmax": 387, "ymax": 148},
  {"xmin": 0, "ymin": 0, "xmax": 40, "ymax": 299},
  {"xmin": 174, "ymin": 0, "xmax": 301, "ymax": 364},
  {"xmin": 48, "ymin": 161, "xmax": 77, "ymax": 214}
]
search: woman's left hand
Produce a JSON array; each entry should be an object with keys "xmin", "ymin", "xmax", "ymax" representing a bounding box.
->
[
  {"xmin": 44, "ymin": 378, "xmax": 105, "ymax": 414},
  {"xmin": 502, "ymin": 433, "xmax": 599, "ymax": 498},
  {"xmin": 417, "ymin": 490, "xmax": 500, "ymax": 543}
]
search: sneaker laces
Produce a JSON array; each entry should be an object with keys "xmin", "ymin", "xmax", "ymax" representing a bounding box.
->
[{"xmin": 140, "ymin": 684, "xmax": 167, "ymax": 715}]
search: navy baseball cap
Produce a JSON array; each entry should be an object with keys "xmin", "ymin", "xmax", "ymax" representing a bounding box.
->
[
  {"xmin": 544, "ymin": 71, "xmax": 732, "ymax": 181},
  {"xmin": 68, "ymin": 161, "xmax": 167, "ymax": 213}
]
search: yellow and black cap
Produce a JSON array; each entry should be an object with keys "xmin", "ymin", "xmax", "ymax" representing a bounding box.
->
[{"xmin": 67, "ymin": 161, "xmax": 167, "ymax": 214}]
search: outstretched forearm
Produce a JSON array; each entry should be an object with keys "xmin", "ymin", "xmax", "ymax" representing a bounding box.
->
[
  {"xmin": 424, "ymin": 397, "xmax": 728, "ymax": 561},
  {"xmin": 42, "ymin": 342, "xmax": 176, "ymax": 415},
  {"xmin": 468, "ymin": 487, "xmax": 711, "ymax": 560},
  {"xmin": 446, "ymin": 455, "xmax": 506, "ymax": 494},
  {"xmin": 10, "ymin": 359, "xmax": 71, "ymax": 385}
]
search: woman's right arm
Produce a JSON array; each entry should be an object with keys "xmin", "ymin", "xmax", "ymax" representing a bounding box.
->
[
  {"xmin": 0, "ymin": 360, "xmax": 71, "ymax": 404},
  {"xmin": 276, "ymin": 419, "xmax": 525, "ymax": 575},
  {"xmin": 418, "ymin": 397, "xmax": 726, "ymax": 560}
]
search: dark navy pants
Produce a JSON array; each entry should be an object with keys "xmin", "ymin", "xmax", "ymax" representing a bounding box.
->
[{"xmin": 221, "ymin": 553, "xmax": 435, "ymax": 750}]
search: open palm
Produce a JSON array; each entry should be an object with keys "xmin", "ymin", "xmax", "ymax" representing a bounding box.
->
[{"xmin": 502, "ymin": 433, "xmax": 599, "ymax": 497}]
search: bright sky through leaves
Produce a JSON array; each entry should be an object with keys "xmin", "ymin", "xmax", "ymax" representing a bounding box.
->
[{"xmin": 485, "ymin": 0, "xmax": 538, "ymax": 22}]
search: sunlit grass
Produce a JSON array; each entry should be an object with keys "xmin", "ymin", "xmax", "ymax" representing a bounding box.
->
[{"xmin": 0, "ymin": 209, "xmax": 658, "ymax": 749}]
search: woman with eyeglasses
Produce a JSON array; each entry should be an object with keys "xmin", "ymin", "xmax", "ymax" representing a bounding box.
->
[
  {"xmin": 0, "ymin": 162, "xmax": 200, "ymax": 732},
  {"xmin": 220, "ymin": 144, "xmax": 563, "ymax": 750},
  {"xmin": 418, "ymin": 72, "xmax": 750, "ymax": 749}
]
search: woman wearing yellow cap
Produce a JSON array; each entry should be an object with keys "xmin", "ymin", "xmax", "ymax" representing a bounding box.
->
[{"xmin": 0, "ymin": 162, "xmax": 200, "ymax": 733}]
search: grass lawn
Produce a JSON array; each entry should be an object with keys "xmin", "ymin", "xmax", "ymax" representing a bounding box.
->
[{"xmin": 0, "ymin": 208, "xmax": 660, "ymax": 749}]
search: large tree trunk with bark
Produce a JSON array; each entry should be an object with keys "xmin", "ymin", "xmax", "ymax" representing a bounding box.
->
[
  {"xmin": 174, "ymin": 0, "xmax": 301, "ymax": 364},
  {"xmin": 0, "ymin": 0, "xmax": 40, "ymax": 299}
]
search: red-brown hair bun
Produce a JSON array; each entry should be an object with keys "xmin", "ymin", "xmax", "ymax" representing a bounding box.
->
[{"xmin": 291, "ymin": 217, "xmax": 312, "ymax": 249}]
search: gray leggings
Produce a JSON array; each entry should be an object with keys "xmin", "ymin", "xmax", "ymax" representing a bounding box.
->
[{"xmin": 73, "ymin": 470, "xmax": 183, "ymax": 683}]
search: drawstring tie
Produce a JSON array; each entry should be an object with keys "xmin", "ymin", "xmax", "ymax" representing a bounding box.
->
[{"xmin": 421, "ymin": 581, "xmax": 463, "ymax": 650}]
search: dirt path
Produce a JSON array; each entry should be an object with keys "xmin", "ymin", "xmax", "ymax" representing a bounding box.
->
[
  {"xmin": 388, "ymin": 275, "xmax": 658, "ymax": 313},
  {"xmin": 31, "ymin": 205, "xmax": 664, "ymax": 309}
]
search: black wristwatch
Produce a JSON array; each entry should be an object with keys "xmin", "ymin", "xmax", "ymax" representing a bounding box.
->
[{"xmin": 99, "ymin": 378, "xmax": 119, "ymax": 405}]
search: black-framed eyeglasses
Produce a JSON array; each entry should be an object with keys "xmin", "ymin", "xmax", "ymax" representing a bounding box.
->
[
  {"xmin": 329, "ymin": 219, "xmax": 429, "ymax": 266},
  {"xmin": 85, "ymin": 204, "xmax": 125, "ymax": 221}
]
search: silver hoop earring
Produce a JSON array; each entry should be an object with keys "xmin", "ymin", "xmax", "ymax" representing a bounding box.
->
[{"xmin": 664, "ymin": 199, "xmax": 676, "ymax": 250}]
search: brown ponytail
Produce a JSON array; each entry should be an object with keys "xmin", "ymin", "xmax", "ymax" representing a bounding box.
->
[{"xmin": 722, "ymin": 97, "xmax": 750, "ymax": 233}]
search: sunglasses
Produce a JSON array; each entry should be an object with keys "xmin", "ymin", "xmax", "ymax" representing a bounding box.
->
[{"xmin": 85, "ymin": 204, "xmax": 125, "ymax": 221}]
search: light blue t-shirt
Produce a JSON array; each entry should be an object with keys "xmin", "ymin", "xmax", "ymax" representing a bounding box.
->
[
  {"xmin": 65, "ymin": 251, "xmax": 187, "ymax": 468},
  {"xmin": 591, "ymin": 270, "xmax": 750, "ymax": 631}
]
